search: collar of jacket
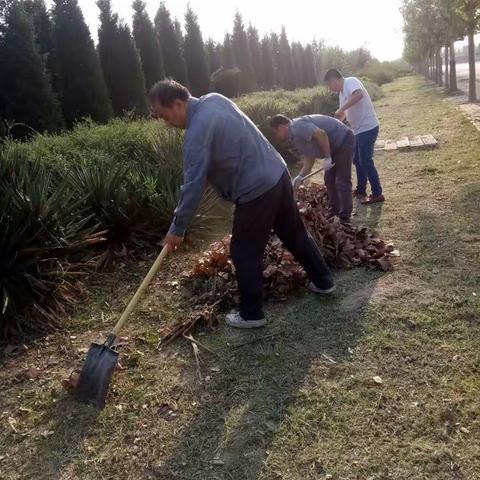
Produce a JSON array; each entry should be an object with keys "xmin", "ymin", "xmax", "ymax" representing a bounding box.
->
[{"xmin": 186, "ymin": 96, "xmax": 200, "ymax": 128}]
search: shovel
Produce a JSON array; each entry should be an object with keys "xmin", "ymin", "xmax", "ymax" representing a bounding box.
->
[{"xmin": 76, "ymin": 245, "xmax": 169, "ymax": 409}]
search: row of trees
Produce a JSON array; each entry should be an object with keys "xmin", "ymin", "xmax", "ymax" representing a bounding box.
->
[
  {"xmin": 402, "ymin": 0, "xmax": 480, "ymax": 102},
  {"xmin": 0, "ymin": 0, "xmax": 372, "ymax": 138}
]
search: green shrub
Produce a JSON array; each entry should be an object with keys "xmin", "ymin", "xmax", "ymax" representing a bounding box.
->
[
  {"xmin": 0, "ymin": 145, "xmax": 102, "ymax": 337},
  {"xmin": 359, "ymin": 59, "xmax": 412, "ymax": 86},
  {"xmin": 211, "ymin": 67, "xmax": 241, "ymax": 98}
]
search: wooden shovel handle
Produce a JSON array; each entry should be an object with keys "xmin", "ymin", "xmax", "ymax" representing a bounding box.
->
[{"xmin": 112, "ymin": 245, "xmax": 169, "ymax": 336}]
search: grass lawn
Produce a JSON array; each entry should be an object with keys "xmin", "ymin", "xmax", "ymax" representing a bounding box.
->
[{"xmin": 1, "ymin": 76, "xmax": 479, "ymax": 480}]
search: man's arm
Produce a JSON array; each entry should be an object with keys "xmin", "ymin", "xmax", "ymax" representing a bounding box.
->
[
  {"xmin": 297, "ymin": 156, "xmax": 315, "ymax": 178},
  {"xmin": 164, "ymin": 124, "xmax": 214, "ymax": 252},
  {"xmin": 335, "ymin": 89, "xmax": 364, "ymax": 119}
]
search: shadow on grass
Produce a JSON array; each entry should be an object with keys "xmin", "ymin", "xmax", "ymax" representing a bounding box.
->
[
  {"xmin": 19, "ymin": 397, "xmax": 99, "ymax": 480},
  {"xmin": 154, "ymin": 208, "xmax": 385, "ymax": 479},
  {"xmin": 353, "ymin": 201, "xmax": 384, "ymax": 230}
]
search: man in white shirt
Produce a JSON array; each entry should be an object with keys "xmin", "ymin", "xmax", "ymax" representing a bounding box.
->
[{"xmin": 324, "ymin": 69, "xmax": 385, "ymax": 204}]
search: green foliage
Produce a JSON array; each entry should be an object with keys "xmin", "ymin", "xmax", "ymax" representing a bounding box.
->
[
  {"xmin": 303, "ymin": 45, "xmax": 317, "ymax": 87},
  {"xmin": 270, "ymin": 33, "xmax": 281, "ymax": 87},
  {"xmin": 23, "ymin": 0, "xmax": 57, "ymax": 86},
  {"xmin": 261, "ymin": 35, "xmax": 275, "ymax": 89},
  {"xmin": 211, "ymin": 67, "xmax": 241, "ymax": 97},
  {"xmin": 278, "ymin": 27, "xmax": 295, "ymax": 90},
  {"xmin": 205, "ymin": 38, "xmax": 222, "ymax": 75},
  {"xmin": 0, "ymin": 143, "xmax": 100, "ymax": 337},
  {"xmin": 232, "ymin": 12, "xmax": 257, "ymax": 93},
  {"xmin": 359, "ymin": 59, "xmax": 412, "ymax": 86},
  {"xmin": 51, "ymin": 0, "xmax": 112, "ymax": 126},
  {"xmin": 97, "ymin": 0, "xmax": 147, "ymax": 117},
  {"xmin": 154, "ymin": 2, "xmax": 187, "ymax": 85},
  {"xmin": 0, "ymin": 118, "xmax": 185, "ymax": 337},
  {"xmin": 248, "ymin": 26, "xmax": 265, "ymax": 89},
  {"xmin": 0, "ymin": 1, "xmax": 64, "ymax": 138},
  {"xmin": 236, "ymin": 87, "xmax": 339, "ymax": 125},
  {"xmin": 132, "ymin": 0, "xmax": 165, "ymax": 91},
  {"xmin": 222, "ymin": 33, "xmax": 235, "ymax": 69},
  {"xmin": 184, "ymin": 6, "xmax": 209, "ymax": 96}
]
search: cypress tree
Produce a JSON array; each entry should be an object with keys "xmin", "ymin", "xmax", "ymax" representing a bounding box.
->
[
  {"xmin": 132, "ymin": 0, "xmax": 164, "ymax": 90},
  {"xmin": 312, "ymin": 40, "xmax": 325, "ymax": 80},
  {"xmin": 97, "ymin": 0, "xmax": 147, "ymax": 116},
  {"xmin": 261, "ymin": 35, "xmax": 275, "ymax": 89},
  {"xmin": 23, "ymin": 0, "xmax": 54, "ymax": 60},
  {"xmin": 223, "ymin": 33, "xmax": 235, "ymax": 69},
  {"xmin": 231, "ymin": 12, "xmax": 257, "ymax": 93},
  {"xmin": 205, "ymin": 38, "xmax": 221, "ymax": 75},
  {"xmin": 52, "ymin": 0, "xmax": 112, "ymax": 126},
  {"xmin": 270, "ymin": 32, "xmax": 281, "ymax": 88},
  {"xmin": 24, "ymin": 0, "xmax": 61, "ymax": 101},
  {"xmin": 173, "ymin": 18, "xmax": 183, "ymax": 48},
  {"xmin": 278, "ymin": 27, "xmax": 295, "ymax": 90},
  {"xmin": 154, "ymin": 3, "xmax": 187, "ymax": 84},
  {"xmin": 291, "ymin": 42, "xmax": 305, "ymax": 88},
  {"xmin": 248, "ymin": 24, "xmax": 265, "ymax": 89},
  {"xmin": 0, "ymin": 1, "xmax": 63, "ymax": 136},
  {"xmin": 304, "ymin": 43, "xmax": 317, "ymax": 87},
  {"xmin": 184, "ymin": 6, "xmax": 209, "ymax": 96}
]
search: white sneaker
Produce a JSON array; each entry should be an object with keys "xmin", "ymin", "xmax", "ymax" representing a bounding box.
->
[
  {"xmin": 308, "ymin": 281, "xmax": 336, "ymax": 294},
  {"xmin": 225, "ymin": 312, "xmax": 267, "ymax": 329}
]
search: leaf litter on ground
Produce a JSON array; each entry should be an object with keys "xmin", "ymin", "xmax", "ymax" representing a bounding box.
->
[{"xmin": 160, "ymin": 184, "xmax": 395, "ymax": 344}]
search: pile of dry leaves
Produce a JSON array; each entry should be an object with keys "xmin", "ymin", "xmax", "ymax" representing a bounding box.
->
[{"xmin": 160, "ymin": 184, "xmax": 396, "ymax": 344}]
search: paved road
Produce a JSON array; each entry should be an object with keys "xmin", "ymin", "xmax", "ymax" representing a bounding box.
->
[{"xmin": 456, "ymin": 61, "xmax": 480, "ymax": 96}]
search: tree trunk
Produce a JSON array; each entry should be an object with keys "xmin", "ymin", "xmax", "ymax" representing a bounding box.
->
[
  {"xmin": 430, "ymin": 53, "xmax": 435, "ymax": 82},
  {"xmin": 467, "ymin": 24, "xmax": 477, "ymax": 102},
  {"xmin": 450, "ymin": 40, "xmax": 457, "ymax": 92},
  {"xmin": 445, "ymin": 46, "xmax": 449, "ymax": 90},
  {"xmin": 438, "ymin": 48, "xmax": 443, "ymax": 86}
]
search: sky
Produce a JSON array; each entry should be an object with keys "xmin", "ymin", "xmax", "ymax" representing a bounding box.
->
[{"xmin": 48, "ymin": 0, "xmax": 406, "ymax": 61}]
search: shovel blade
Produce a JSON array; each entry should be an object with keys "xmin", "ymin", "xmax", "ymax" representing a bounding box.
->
[{"xmin": 76, "ymin": 342, "xmax": 118, "ymax": 409}]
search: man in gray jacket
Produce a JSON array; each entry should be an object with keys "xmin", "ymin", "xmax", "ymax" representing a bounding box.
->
[
  {"xmin": 270, "ymin": 114, "xmax": 355, "ymax": 222},
  {"xmin": 149, "ymin": 80, "xmax": 334, "ymax": 329}
]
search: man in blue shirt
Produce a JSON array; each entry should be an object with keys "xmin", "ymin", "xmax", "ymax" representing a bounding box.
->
[
  {"xmin": 270, "ymin": 114, "xmax": 355, "ymax": 221},
  {"xmin": 149, "ymin": 80, "xmax": 334, "ymax": 329}
]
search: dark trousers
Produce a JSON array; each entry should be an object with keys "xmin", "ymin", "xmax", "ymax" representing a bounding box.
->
[
  {"xmin": 354, "ymin": 126, "xmax": 383, "ymax": 196},
  {"xmin": 230, "ymin": 171, "xmax": 333, "ymax": 320},
  {"xmin": 325, "ymin": 131, "xmax": 355, "ymax": 220}
]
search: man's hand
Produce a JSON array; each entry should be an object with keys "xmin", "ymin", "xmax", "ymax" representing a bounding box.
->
[
  {"xmin": 164, "ymin": 232, "xmax": 184, "ymax": 253},
  {"xmin": 334, "ymin": 108, "xmax": 346, "ymax": 121},
  {"xmin": 323, "ymin": 157, "xmax": 334, "ymax": 171}
]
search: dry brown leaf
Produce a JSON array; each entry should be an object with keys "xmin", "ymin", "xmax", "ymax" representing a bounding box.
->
[{"xmin": 62, "ymin": 371, "xmax": 80, "ymax": 390}]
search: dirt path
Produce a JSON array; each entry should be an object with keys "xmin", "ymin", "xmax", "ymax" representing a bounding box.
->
[{"xmin": 1, "ymin": 76, "xmax": 480, "ymax": 480}]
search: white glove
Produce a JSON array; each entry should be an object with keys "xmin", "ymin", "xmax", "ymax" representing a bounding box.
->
[{"xmin": 323, "ymin": 157, "xmax": 334, "ymax": 171}]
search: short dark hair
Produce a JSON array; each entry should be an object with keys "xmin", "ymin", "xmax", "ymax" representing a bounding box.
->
[
  {"xmin": 269, "ymin": 114, "xmax": 291, "ymax": 129},
  {"xmin": 149, "ymin": 79, "xmax": 191, "ymax": 107},
  {"xmin": 323, "ymin": 68, "xmax": 343, "ymax": 82}
]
